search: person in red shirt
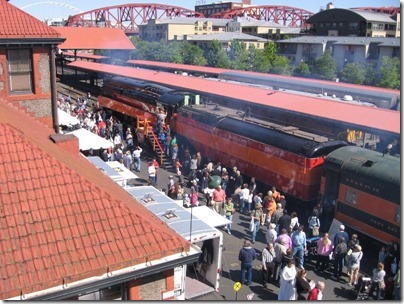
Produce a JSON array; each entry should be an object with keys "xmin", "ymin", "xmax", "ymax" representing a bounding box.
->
[
  {"xmin": 174, "ymin": 158, "xmax": 182, "ymax": 175},
  {"xmin": 152, "ymin": 158, "xmax": 159, "ymax": 184},
  {"xmin": 212, "ymin": 185, "xmax": 226, "ymax": 214},
  {"xmin": 98, "ymin": 120, "xmax": 106, "ymax": 137},
  {"xmin": 307, "ymin": 281, "xmax": 325, "ymax": 300}
]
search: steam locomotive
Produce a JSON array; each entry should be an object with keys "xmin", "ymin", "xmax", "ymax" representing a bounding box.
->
[{"xmin": 99, "ymin": 76, "xmax": 400, "ymax": 243}]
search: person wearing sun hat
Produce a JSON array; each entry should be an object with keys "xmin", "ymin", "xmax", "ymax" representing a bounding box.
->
[
  {"xmin": 266, "ymin": 222, "xmax": 278, "ymax": 245},
  {"xmin": 250, "ymin": 202, "xmax": 264, "ymax": 243}
]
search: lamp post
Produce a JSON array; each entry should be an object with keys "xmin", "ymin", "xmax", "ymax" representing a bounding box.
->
[{"xmin": 189, "ymin": 203, "xmax": 193, "ymax": 243}]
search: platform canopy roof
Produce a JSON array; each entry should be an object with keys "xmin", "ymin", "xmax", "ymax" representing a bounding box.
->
[{"xmin": 53, "ymin": 27, "xmax": 135, "ymax": 50}]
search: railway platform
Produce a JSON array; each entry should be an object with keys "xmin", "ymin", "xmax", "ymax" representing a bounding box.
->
[{"xmin": 117, "ymin": 154, "xmax": 382, "ymax": 301}]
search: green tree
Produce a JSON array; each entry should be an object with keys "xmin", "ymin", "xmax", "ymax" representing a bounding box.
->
[
  {"xmin": 364, "ymin": 63, "xmax": 377, "ymax": 86},
  {"xmin": 262, "ymin": 41, "xmax": 277, "ymax": 65},
  {"xmin": 341, "ymin": 62, "xmax": 366, "ymax": 84},
  {"xmin": 140, "ymin": 41, "xmax": 163, "ymax": 61},
  {"xmin": 293, "ymin": 61, "xmax": 311, "ymax": 77},
  {"xmin": 377, "ymin": 56, "xmax": 400, "ymax": 89},
  {"xmin": 269, "ymin": 55, "xmax": 291, "ymax": 75},
  {"xmin": 181, "ymin": 42, "xmax": 207, "ymax": 66},
  {"xmin": 249, "ymin": 48, "xmax": 271, "ymax": 72},
  {"xmin": 228, "ymin": 40, "xmax": 250, "ymax": 70},
  {"xmin": 130, "ymin": 37, "xmax": 152, "ymax": 59},
  {"xmin": 206, "ymin": 40, "xmax": 231, "ymax": 68},
  {"xmin": 161, "ymin": 41, "xmax": 184, "ymax": 63},
  {"xmin": 312, "ymin": 50, "xmax": 337, "ymax": 80}
]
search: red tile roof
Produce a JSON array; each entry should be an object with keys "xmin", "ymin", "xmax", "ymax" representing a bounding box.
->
[
  {"xmin": 54, "ymin": 27, "xmax": 136, "ymax": 50},
  {"xmin": 0, "ymin": 0, "xmax": 61, "ymax": 38},
  {"xmin": 0, "ymin": 99, "xmax": 190, "ymax": 299}
]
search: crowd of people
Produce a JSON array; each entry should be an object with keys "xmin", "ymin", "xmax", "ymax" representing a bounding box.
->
[
  {"xmin": 238, "ymin": 221, "xmax": 400, "ymax": 300},
  {"xmin": 58, "ymin": 96, "xmax": 400, "ymax": 301}
]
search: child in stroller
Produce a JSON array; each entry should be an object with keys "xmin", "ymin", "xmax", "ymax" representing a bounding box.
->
[{"xmin": 306, "ymin": 236, "xmax": 320, "ymax": 257}]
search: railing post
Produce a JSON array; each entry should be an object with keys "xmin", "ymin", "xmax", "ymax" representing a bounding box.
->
[{"xmin": 143, "ymin": 119, "xmax": 148, "ymax": 136}]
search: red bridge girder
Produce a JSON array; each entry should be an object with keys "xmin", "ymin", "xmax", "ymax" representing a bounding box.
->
[
  {"xmin": 65, "ymin": 3, "xmax": 204, "ymax": 35},
  {"xmin": 209, "ymin": 6, "xmax": 314, "ymax": 28},
  {"xmin": 350, "ymin": 6, "xmax": 400, "ymax": 15}
]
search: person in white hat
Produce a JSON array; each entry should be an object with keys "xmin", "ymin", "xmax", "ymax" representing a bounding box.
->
[
  {"xmin": 167, "ymin": 176, "xmax": 174, "ymax": 192},
  {"xmin": 266, "ymin": 222, "xmax": 278, "ymax": 245},
  {"xmin": 333, "ymin": 224, "xmax": 349, "ymax": 246}
]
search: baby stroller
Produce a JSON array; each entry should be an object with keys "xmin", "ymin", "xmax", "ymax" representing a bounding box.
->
[
  {"xmin": 306, "ymin": 236, "xmax": 320, "ymax": 257},
  {"xmin": 354, "ymin": 274, "xmax": 371, "ymax": 300}
]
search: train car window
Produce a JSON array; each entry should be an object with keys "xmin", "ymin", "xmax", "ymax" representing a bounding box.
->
[{"xmin": 345, "ymin": 188, "xmax": 357, "ymax": 205}]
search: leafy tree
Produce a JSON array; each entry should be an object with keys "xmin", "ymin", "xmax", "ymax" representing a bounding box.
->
[
  {"xmin": 312, "ymin": 50, "xmax": 337, "ymax": 80},
  {"xmin": 269, "ymin": 55, "xmax": 291, "ymax": 75},
  {"xmin": 364, "ymin": 63, "xmax": 377, "ymax": 86},
  {"xmin": 140, "ymin": 41, "xmax": 163, "ymax": 61},
  {"xmin": 215, "ymin": 50, "xmax": 232, "ymax": 69},
  {"xmin": 377, "ymin": 56, "xmax": 400, "ymax": 89},
  {"xmin": 262, "ymin": 41, "xmax": 277, "ymax": 65},
  {"xmin": 180, "ymin": 42, "xmax": 207, "ymax": 66},
  {"xmin": 293, "ymin": 61, "xmax": 311, "ymax": 77},
  {"xmin": 130, "ymin": 37, "xmax": 152, "ymax": 60},
  {"xmin": 228, "ymin": 40, "xmax": 250, "ymax": 70},
  {"xmin": 249, "ymin": 48, "xmax": 271, "ymax": 72},
  {"xmin": 341, "ymin": 62, "xmax": 366, "ymax": 84},
  {"xmin": 206, "ymin": 40, "xmax": 231, "ymax": 68}
]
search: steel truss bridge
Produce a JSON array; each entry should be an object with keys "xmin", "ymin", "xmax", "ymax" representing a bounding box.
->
[{"xmin": 64, "ymin": 3, "xmax": 400, "ymax": 34}]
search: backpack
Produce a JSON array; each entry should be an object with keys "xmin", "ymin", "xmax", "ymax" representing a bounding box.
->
[{"xmin": 309, "ymin": 216, "xmax": 319, "ymax": 228}]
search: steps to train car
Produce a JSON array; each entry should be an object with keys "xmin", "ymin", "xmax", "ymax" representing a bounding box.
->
[
  {"xmin": 147, "ymin": 134, "xmax": 173, "ymax": 170},
  {"xmin": 143, "ymin": 123, "xmax": 173, "ymax": 171}
]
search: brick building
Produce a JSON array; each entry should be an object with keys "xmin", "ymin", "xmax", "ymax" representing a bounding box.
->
[
  {"xmin": 0, "ymin": 0, "xmax": 200, "ymax": 300},
  {"xmin": 195, "ymin": 0, "xmax": 252, "ymax": 17}
]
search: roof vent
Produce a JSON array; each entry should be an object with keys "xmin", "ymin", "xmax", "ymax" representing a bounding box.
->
[
  {"xmin": 163, "ymin": 208, "xmax": 178, "ymax": 219},
  {"xmin": 362, "ymin": 160, "xmax": 374, "ymax": 167},
  {"xmin": 142, "ymin": 193, "xmax": 156, "ymax": 204}
]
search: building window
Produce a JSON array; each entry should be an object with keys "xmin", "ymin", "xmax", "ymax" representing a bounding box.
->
[
  {"xmin": 392, "ymin": 47, "xmax": 399, "ymax": 58},
  {"xmin": 7, "ymin": 49, "xmax": 33, "ymax": 94},
  {"xmin": 372, "ymin": 23, "xmax": 384, "ymax": 30},
  {"xmin": 349, "ymin": 22, "xmax": 358, "ymax": 30}
]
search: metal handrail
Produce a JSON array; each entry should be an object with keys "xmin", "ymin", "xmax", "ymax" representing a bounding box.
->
[{"xmin": 144, "ymin": 120, "xmax": 164, "ymax": 165}]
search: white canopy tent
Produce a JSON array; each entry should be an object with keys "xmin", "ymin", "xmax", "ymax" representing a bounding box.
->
[
  {"xmin": 68, "ymin": 128, "xmax": 113, "ymax": 151},
  {"xmin": 58, "ymin": 108, "xmax": 80, "ymax": 126}
]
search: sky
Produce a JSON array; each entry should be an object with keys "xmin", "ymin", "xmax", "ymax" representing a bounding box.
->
[{"xmin": 11, "ymin": 0, "xmax": 401, "ymax": 21}]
